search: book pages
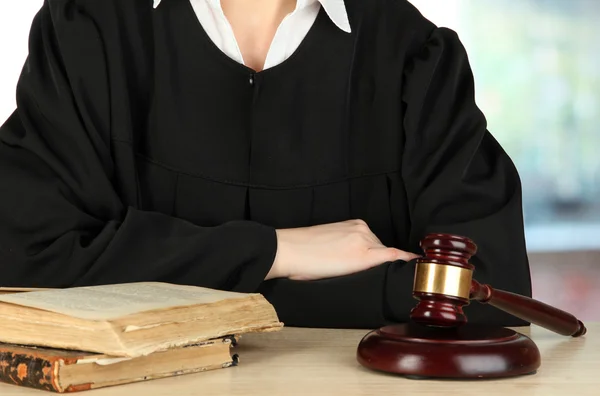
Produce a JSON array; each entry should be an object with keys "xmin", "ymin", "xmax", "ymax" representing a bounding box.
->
[{"xmin": 0, "ymin": 282, "xmax": 249, "ymax": 320}]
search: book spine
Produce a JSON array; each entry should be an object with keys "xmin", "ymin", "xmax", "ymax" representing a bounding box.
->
[{"xmin": 0, "ymin": 350, "xmax": 65, "ymax": 393}]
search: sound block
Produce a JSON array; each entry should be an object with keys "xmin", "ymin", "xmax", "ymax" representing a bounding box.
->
[{"xmin": 357, "ymin": 323, "xmax": 541, "ymax": 379}]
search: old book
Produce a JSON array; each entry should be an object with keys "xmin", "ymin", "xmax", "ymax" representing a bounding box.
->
[
  {"xmin": 0, "ymin": 282, "xmax": 282, "ymax": 357},
  {"xmin": 0, "ymin": 336, "xmax": 238, "ymax": 393}
]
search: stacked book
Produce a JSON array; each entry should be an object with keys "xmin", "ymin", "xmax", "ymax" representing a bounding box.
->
[{"xmin": 0, "ymin": 282, "xmax": 283, "ymax": 392}]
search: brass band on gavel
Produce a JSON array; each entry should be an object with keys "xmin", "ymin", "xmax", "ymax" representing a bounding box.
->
[{"xmin": 412, "ymin": 262, "xmax": 474, "ymax": 300}]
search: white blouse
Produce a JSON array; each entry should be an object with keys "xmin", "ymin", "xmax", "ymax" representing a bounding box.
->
[{"xmin": 153, "ymin": 0, "xmax": 351, "ymax": 70}]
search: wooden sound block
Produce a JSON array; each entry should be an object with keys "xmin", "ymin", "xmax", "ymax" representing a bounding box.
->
[{"xmin": 357, "ymin": 322, "xmax": 541, "ymax": 379}]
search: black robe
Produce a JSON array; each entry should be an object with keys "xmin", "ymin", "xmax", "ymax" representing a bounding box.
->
[{"xmin": 0, "ymin": 0, "xmax": 532, "ymax": 328}]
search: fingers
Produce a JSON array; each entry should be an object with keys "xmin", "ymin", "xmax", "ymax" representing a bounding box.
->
[
  {"xmin": 367, "ymin": 247, "xmax": 420, "ymax": 265},
  {"xmin": 396, "ymin": 249, "xmax": 421, "ymax": 262},
  {"xmin": 349, "ymin": 219, "xmax": 418, "ymax": 263},
  {"xmin": 348, "ymin": 219, "xmax": 383, "ymax": 245}
]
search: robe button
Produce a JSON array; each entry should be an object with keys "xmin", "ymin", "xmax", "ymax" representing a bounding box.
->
[{"xmin": 249, "ymin": 75, "xmax": 254, "ymax": 85}]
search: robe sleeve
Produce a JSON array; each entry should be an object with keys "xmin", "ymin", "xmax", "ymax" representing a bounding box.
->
[
  {"xmin": 0, "ymin": 1, "xmax": 276, "ymax": 291},
  {"xmin": 258, "ymin": 265, "xmax": 391, "ymax": 329},
  {"xmin": 385, "ymin": 27, "xmax": 533, "ymax": 326}
]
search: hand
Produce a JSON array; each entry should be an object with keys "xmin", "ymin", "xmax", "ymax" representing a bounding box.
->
[{"xmin": 265, "ymin": 219, "xmax": 419, "ymax": 281}]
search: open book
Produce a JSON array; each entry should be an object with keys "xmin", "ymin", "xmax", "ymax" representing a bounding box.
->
[{"xmin": 0, "ymin": 282, "xmax": 282, "ymax": 357}]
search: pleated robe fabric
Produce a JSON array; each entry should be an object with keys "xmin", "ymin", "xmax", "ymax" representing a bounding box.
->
[{"xmin": 0, "ymin": 0, "xmax": 532, "ymax": 328}]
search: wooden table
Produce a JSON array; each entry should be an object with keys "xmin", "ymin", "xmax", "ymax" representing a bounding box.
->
[{"xmin": 2, "ymin": 323, "xmax": 598, "ymax": 395}]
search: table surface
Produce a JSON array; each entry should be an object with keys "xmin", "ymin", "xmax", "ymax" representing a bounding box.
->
[{"xmin": 2, "ymin": 323, "xmax": 598, "ymax": 396}]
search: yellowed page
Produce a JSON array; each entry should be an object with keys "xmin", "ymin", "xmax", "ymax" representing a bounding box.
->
[{"xmin": 0, "ymin": 282, "xmax": 250, "ymax": 321}]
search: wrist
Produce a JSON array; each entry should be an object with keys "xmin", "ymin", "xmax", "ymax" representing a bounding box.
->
[{"xmin": 266, "ymin": 229, "xmax": 292, "ymax": 280}]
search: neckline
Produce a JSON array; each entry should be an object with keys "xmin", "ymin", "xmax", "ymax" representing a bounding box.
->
[{"xmin": 182, "ymin": 0, "xmax": 329, "ymax": 77}]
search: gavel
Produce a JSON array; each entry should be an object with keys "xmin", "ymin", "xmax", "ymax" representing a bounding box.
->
[
  {"xmin": 356, "ymin": 233, "xmax": 587, "ymax": 379},
  {"xmin": 410, "ymin": 233, "xmax": 586, "ymax": 337}
]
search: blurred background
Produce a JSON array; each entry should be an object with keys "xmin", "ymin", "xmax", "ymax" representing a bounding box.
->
[
  {"xmin": 408, "ymin": 0, "xmax": 600, "ymax": 252},
  {"xmin": 1, "ymin": 1, "xmax": 598, "ymax": 319}
]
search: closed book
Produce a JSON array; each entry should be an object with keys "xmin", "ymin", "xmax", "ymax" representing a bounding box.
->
[{"xmin": 0, "ymin": 336, "xmax": 238, "ymax": 393}]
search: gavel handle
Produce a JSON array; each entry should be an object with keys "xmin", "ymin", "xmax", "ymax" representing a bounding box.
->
[{"xmin": 470, "ymin": 280, "xmax": 587, "ymax": 337}]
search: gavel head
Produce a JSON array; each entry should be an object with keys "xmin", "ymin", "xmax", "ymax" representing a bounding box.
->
[{"xmin": 410, "ymin": 233, "xmax": 478, "ymax": 328}]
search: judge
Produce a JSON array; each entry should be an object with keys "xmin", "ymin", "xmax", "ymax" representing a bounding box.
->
[{"xmin": 0, "ymin": 0, "xmax": 532, "ymax": 328}]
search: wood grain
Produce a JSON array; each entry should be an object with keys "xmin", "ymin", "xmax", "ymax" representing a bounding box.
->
[{"xmin": 1, "ymin": 323, "xmax": 597, "ymax": 395}]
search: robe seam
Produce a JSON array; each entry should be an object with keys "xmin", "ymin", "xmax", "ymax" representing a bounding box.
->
[{"xmin": 134, "ymin": 152, "xmax": 400, "ymax": 190}]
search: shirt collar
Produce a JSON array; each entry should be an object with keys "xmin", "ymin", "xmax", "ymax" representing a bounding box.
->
[
  {"xmin": 315, "ymin": 0, "xmax": 351, "ymax": 33},
  {"xmin": 153, "ymin": 0, "xmax": 351, "ymax": 33}
]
